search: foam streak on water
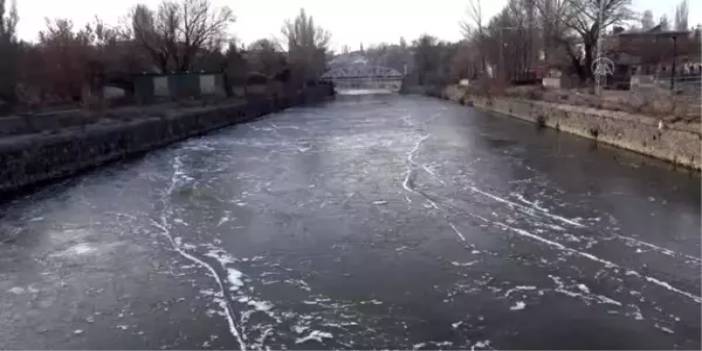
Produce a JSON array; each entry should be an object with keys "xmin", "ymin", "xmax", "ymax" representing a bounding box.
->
[
  {"xmin": 448, "ymin": 222, "xmax": 466, "ymax": 242},
  {"xmin": 513, "ymin": 190, "xmax": 699, "ymax": 264},
  {"xmin": 481, "ymin": 217, "xmax": 702, "ymax": 304},
  {"xmin": 470, "ymin": 186, "xmax": 585, "ymax": 228},
  {"xmin": 151, "ymin": 155, "xmax": 247, "ymax": 351}
]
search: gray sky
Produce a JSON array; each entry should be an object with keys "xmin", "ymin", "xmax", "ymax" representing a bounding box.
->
[{"xmin": 15, "ymin": 0, "xmax": 702, "ymax": 52}]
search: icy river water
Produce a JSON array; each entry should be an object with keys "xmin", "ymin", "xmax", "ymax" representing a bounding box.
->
[{"xmin": 0, "ymin": 94, "xmax": 700, "ymax": 349}]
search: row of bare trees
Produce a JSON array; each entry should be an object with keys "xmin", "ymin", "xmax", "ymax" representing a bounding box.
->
[
  {"xmin": 460, "ymin": 0, "xmax": 637, "ymax": 83},
  {"xmin": 399, "ymin": 0, "xmax": 694, "ymax": 91},
  {"xmin": 640, "ymin": 1, "xmax": 689, "ymax": 32},
  {"xmin": 130, "ymin": 0, "xmax": 234, "ymax": 74},
  {"xmin": 0, "ymin": 0, "xmax": 18, "ymax": 106},
  {"xmin": 0, "ymin": 1, "xmax": 332, "ymax": 111},
  {"xmin": 458, "ymin": 0, "xmax": 693, "ymax": 85}
]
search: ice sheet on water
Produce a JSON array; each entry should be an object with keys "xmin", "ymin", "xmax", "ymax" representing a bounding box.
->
[
  {"xmin": 227, "ymin": 268, "xmax": 244, "ymax": 291},
  {"xmin": 451, "ymin": 260, "xmax": 478, "ymax": 267},
  {"xmin": 504, "ymin": 286, "xmax": 537, "ymax": 297},
  {"xmin": 509, "ymin": 301, "xmax": 526, "ymax": 311},
  {"xmin": 295, "ymin": 330, "xmax": 333, "ymax": 344},
  {"xmin": 8, "ymin": 287, "xmax": 25, "ymax": 294}
]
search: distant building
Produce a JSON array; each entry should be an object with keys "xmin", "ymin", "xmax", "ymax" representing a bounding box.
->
[{"xmin": 604, "ymin": 26, "xmax": 701, "ymax": 90}]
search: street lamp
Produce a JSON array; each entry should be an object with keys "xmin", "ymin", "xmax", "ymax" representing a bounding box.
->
[
  {"xmin": 671, "ymin": 35, "xmax": 677, "ymax": 91},
  {"xmin": 498, "ymin": 26, "xmax": 518, "ymax": 82}
]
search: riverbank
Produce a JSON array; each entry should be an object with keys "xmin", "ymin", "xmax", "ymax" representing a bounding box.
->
[
  {"xmin": 439, "ymin": 85, "xmax": 701, "ymax": 171},
  {"xmin": 0, "ymin": 86, "xmax": 334, "ymax": 195}
]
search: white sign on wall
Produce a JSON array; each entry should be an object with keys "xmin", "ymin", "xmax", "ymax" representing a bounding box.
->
[
  {"xmin": 154, "ymin": 77, "xmax": 169, "ymax": 97},
  {"xmin": 200, "ymin": 75, "xmax": 216, "ymax": 95}
]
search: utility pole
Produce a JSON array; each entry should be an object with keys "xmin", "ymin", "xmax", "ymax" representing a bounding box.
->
[
  {"xmin": 499, "ymin": 28, "xmax": 504, "ymax": 82},
  {"xmin": 526, "ymin": 0, "xmax": 535, "ymax": 74}
]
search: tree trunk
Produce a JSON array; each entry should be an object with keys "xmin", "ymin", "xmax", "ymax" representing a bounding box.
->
[
  {"xmin": 0, "ymin": 39, "xmax": 17, "ymax": 104},
  {"xmin": 158, "ymin": 55, "xmax": 169, "ymax": 74},
  {"xmin": 563, "ymin": 41, "xmax": 586, "ymax": 82},
  {"xmin": 583, "ymin": 41, "xmax": 594, "ymax": 81}
]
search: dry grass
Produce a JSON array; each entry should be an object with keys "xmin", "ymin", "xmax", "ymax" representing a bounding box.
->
[{"xmin": 503, "ymin": 85, "xmax": 701, "ymax": 123}]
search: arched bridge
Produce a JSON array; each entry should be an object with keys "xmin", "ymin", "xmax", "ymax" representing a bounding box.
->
[{"xmin": 321, "ymin": 64, "xmax": 404, "ymax": 93}]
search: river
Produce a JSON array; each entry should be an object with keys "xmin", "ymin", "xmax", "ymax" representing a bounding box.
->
[{"xmin": 0, "ymin": 94, "xmax": 699, "ymax": 349}]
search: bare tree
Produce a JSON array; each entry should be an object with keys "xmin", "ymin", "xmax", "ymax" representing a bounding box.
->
[
  {"xmin": 0, "ymin": 0, "xmax": 18, "ymax": 105},
  {"xmin": 176, "ymin": 0, "xmax": 234, "ymax": 71},
  {"xmin": 0, "ymin": 0, "xmax": 17, "ymax": 39},
  {"xmin": 412, "ymin": 34, "xmax": 457, "ymax": 86},
  {"xmin": 222, "ymin": 40, "xmax": 248, "ymax": 87},
  {"xmin": 460, "ymin": 0, "xmax": 487, "ymax": 73},
  {"xmin": 659, "ymin": 14, "xmax": 670, "ymax": 31},
  {"xmin": 37, "ymin": 19, "xmax": 96, "ymax": 101},
  {"xmin": 460, "ymin": 0, "xmax": 484, "ymax": 38},
  {"xmin": 524, "ymin": 0, "xmax": 537, "ymax": 71},
  {"xmin": 282, "ymin": 9, "xmax": 330, "ymax": 52},
  {"xmin": 535, "ymin": 0, "xmax": 571, "ymax": 65},
  {"xmin": 131, "ymin": 4, "xmax": 171, "ymax": 73},
  {"xmin": 560, "ymin": 0, "xmax": 633, "ymax": 81},
  {"xmin": 641, "ymin": 10, "xmax": 655, "ymax": 31},
  {"xmin": 481, "ymin": 0, "xmax": 535, "ymax": 82},
  {"xmin": 248, "ymin": 38, "xmax": 283, "ymax": 52},
  {"xmin": 674, "ymin": 0, "xmax": 688, "ymax": 31},
  {"xmin": 281, "ymin": 9, "xmax": 331, "ymax": 84},
  {"xmin": 362, "ymin": 41, "xmax": 413, "ymax": 74},
  {"xmin": 130, "ymin": 0, "xmax": 234, "ymax": 73},
  {"xmin": 450, "ymin": 40, "xmax": 482, "ymax": 80},
  {"xmin": 246, "ymin": 38, "xmax": 287, "ymax": 77}
]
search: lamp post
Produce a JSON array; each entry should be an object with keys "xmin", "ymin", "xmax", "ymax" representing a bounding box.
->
[
  {"xmin": 498, "ymin": 26, "xmax": 518, "ymax": 82},
  {"xmin": 671, "ymin": 35, "xmax": 677, "ymax": 91}
]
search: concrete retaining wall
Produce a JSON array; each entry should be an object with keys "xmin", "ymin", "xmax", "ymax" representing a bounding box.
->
[
  {"xmin": 443, "ymin": 86, "xmax": 701, "ymax": 170},
  {"xmin": 0, "ymin": 87, "xmax": 333, "ymax": 194}
]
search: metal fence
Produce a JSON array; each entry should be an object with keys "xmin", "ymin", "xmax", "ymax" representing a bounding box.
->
[
  {"xmin": 656, "ymin": 75, "xmax": 702, "ymax": 96},
  {"xmin": 627, "ymin": 74, "xmax": 701, "ymax": 97}
]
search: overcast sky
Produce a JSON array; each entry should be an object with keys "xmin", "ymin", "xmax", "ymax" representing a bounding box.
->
[{"xmin": 15, "ymin": 0, "xmax": 702, "ymax": 52}]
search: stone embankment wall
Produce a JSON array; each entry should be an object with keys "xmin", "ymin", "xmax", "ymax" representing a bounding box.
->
[
  {"xmin": 0, "ymin": 87, "xmax": 333, "ymax": 194},
  {"xmin": 443, "ymin": 85, "xmax": 701, "ymax": 170}
]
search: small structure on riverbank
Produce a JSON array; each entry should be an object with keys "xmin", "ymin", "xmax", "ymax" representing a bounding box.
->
[{"xmin": 134, "ymin": 72, "xmax": 227, "ymax": 104}]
